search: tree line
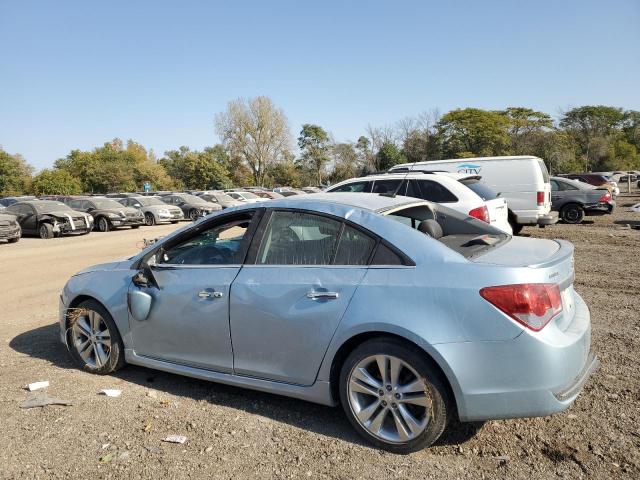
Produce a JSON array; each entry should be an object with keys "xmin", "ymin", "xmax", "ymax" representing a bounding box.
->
[{"xmin": 1, "ymin": 97, "xmax": 639, "ymax": 196}]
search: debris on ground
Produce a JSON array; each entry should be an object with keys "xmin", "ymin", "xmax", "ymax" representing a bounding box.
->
[
  {"xmin": 163, "ymin": 435, "xmax": 188, "ymax": 444},
  {"xmin": 99, "ymin": 452, "xmax": 117, "ymax": 463},
  {"xmin": 20, "ymin": 394, "xmax": 73, "ymax": 409},
  {"xmin": 100, "ymin": 389, "xmax": 122, "ymax": 398},
  {"xmin": 27, "ymin": 381, "xmax": 49, "ymax": 391}
]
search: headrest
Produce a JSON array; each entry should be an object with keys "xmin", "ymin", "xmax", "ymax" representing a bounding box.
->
[{"xmin": 417, "ymin": 219, "xmax": 443, "ymax": 239}]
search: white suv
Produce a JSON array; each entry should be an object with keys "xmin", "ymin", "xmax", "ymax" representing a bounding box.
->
[{"xmin": 326, "ymin": 172, "xmax": 512, "ymax": 234}]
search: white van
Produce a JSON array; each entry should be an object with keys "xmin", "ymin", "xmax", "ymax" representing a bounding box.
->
[{"xmin": 390, "ymin": 156, "xmax": 558, "ymax": 233}]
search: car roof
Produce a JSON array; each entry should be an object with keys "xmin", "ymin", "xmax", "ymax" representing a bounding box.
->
[{"xmin": 271, "ymin": 192, "xmax": 427, "ymax": 213}]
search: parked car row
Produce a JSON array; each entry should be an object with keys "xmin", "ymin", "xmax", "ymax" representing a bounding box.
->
[{"xmin": 0, "ymin": 186, "xmax": 322, "ymax": 243}]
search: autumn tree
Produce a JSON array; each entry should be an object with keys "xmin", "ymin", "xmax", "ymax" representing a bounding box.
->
[
  {"xmin": 31, "ymin": 169, "xmax": 82, "ymax": 195},
  {"xmin": 160, "ymin": 145, "xmax": 232, "ymax": 190},
  {"xmin": 436, "ymin": 108, "xmax": 510, "ymax": 158},
  {"xmin": 215, "ymin": 96, "xmax": 292, "ymax": 186}
]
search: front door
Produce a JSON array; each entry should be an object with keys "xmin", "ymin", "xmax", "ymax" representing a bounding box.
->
[
  {"xmin": 128, "ymin": 210, "xmax": 257, "ymax": 372},
  {"xmin": 230, "ymin": 210, "xmax": 377, "ymax": 386}
]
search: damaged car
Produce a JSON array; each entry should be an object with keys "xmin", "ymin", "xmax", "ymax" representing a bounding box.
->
[
  {"xmin": 0, "ymin": 212, "xmax": 22, "ymax": 243},
  {"xmin": 159, "ymin": 193, "xmax": 222, "ymax": 220},
  {"xmin": 67, "ymin": 197, "xmax": 145, "ymax": 232},
  {"xmin": 59, "ymin": 193, "xmax": 596, "ymax": 453},
  {"xmin": 5, "ymin": 200, "xmax": 92, "ymax": 239}
]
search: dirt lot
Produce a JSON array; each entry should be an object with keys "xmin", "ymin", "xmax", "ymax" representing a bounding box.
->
[{"xmin": 1, "ymin": 195, "xmax": 639, "ymax": 480}]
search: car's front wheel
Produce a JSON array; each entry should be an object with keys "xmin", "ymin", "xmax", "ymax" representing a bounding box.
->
[
  {"xmin": 189, "ymin": 209, "xmax": 200, "ymax": 221},
  {"xmin": 97, "ymin": 217, "xmax": 110, "ymax": 232},
  {"xmin": 39, "ymin": 222, "xmax": 54, "ymax": 239},
  {"xmin": 66, "ymin": 299, "xmax": 125, "ymax": 374},
  {"xmin": 339, "ymin": 337, "xmax": 451, "ymax": 453},
  {"xmin": 144, "ymin": 212, "xmax": 156, "ymax": 226}
]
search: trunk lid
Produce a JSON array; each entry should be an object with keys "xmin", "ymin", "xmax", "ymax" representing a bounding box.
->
[{"xmin": 484, "ymin": 197, "xmax": 509, "ymax": 229}]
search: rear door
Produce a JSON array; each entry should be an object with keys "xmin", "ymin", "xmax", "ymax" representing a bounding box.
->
[{"xmin": 230, "ymin": 210, "xmax": 376, "ymax": 385}]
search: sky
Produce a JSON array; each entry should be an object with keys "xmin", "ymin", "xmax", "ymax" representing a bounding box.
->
[{"xmin": 1, "ymin": 0, "xmax": 639, "ymax": 170}]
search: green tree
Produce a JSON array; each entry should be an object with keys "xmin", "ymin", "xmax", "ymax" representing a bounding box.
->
[
  {"xmin": 31, "ymin": 169, "xmax": 82, "ymax": 195},
  {"xmin": 266, "ymin": 159, "xmax": 302, "ymax": 187},
  {"xmin": 559, "ymin": 106, "xmax": 626, "ymax": 170},
  {"xmin": 329, "ymin": 143, "xmax": 359, "ymax": 183},
  {"xmin": 54, "ymin": 139, "xmax": 174, "ymax": 193},
  {"xmin": 436, "ymin": 108, "xmax": 510, "ymax": 157},
  {"xmin": 499, "ymin": 107, "xmax": 553, "ymax": 155},
  {"xmin": 0, "ymin": 148, "xmax": 33, "ymax": 196},
  {"xmin": 298, "ymin": 124, "xmax": 331, "ymax": 185},
  {"xmin": 376, "ymin": 141, "xmax": 406, "ymax": 171},
  {"xmin": 215, "ymin": 96, "xmax": 292, "ymax": 186},
  {"xmin": 160, "ymin": 145, "xmax": 233, "ymax": 190}
]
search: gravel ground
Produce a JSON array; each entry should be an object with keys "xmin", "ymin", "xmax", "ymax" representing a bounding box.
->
[{"xmin": 0, "ymin": 193, "xmax": 639, "ymax": 479}]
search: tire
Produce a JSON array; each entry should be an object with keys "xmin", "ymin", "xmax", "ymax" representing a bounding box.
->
[
  {"xmin": 66, "ymin": 299, "xmax": 125, "ymax": 375},
  {"xmin": 561, "ymin": 204, "xmax": 585, "ymax": 224},
  {"xmin": 97, "ymin": 217, "xmax": 110, "ymax": 232},
  {"xmin": 339, "ymin": 337, "xmax": 451, "ymax": 453},
  {"xmin": 144, "ymin": 212, "xmax": 156, "ymax": 226},
  {"xmin": 170, "ymin": 220, "xmax": 179, "ymax": 224},
  {"xmin": 131, "ymin": 225, "xmax": 141, "ymax": 229},
  {"xmin": 8, "ymin": 237, "xmax": 19, "ymax": 243},
  {"xmin": 39, "ymin": 222, "xmax": 54, "ymax": 239},
  {"xmin": 189, "ymin": 209, "xmax": 200, "ymax": 221}
]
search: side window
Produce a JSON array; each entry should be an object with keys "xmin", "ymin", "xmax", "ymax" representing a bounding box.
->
[
  {"xmin": 417, "ymin": 180, "xmax": 458, "ymax": 203},
  {"xmin": 405, "ymin": 180, "xmax": 420, "ymax": 198},
  {"xmin": 83, "ymin": 201, "xmax": 94, "ymax": 210},
  {"xmin": 159, "ymin": 213, "xmax": 254, "ymax": 265},
  {"xmin": 330, "ymin": 181, "xmax": 372, "ymax": 193},
  {"xmin": 372, "ymin": 179, "xmax": 403, "ymax": 195},
  {"xmin": 563, "ymin": 182, "xmax": 579, "ymax": 191},
  {"xmin": 371, "ymin": 243, "xmax": 405, "ymax": 266},
  {"xmin": 550, "ymin": 180, "xmax": 559, "ymax": 191},
  {"xmin": 256, "ymin": 211, "xmax": 341, "ymax": 265},
  {"xmin": 69, "ymin": 200, "xmax": 83, "ymax": 209},
  {"xmin": 334, "ymin": 225, "xmax": 376, "ymax": 265}
]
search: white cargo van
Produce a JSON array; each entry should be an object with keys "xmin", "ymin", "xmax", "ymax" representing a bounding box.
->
[{"xmin": 390, "ymin": 156, "xmax": 558, "ymax": 234}]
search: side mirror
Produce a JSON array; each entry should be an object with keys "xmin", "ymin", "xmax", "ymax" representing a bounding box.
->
[{"xmin": 87, "ymin": 207, "xmax": 95, "ymax": 212}]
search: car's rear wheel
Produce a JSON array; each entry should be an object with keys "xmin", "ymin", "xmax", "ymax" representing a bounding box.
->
[
  {"xmin": 66, "ymin": 299, "xmax": 125, "ymax": 374},
  {"xmin": 339, "ymin": 337, "xmax": 450, "ymax": 453},
  {"xmin": 561, "ymin": 204, "xmax": 585, "ymax": 224},
  {"xmin": 39, "ymin": 222, "xmax": 54, "ymax": 239},
  {"xmin": 8, "ymin": 236, "xmax": 20, "ymax": 243},
  {"xmin": 97, "ymin": 217, "xmax": 110, "ymax": 232},
  {"xmin": 144, "ymin": 212, "xmax": 156, "ymax": 226}
]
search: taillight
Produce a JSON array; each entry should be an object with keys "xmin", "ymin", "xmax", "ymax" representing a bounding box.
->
[
  {"xmin": 598, "ymin": 191, "xmax": 611, "ymax": 202},
  {"xmin": 468, "ymin": 205, "xmax": 489, "ymax": 223},
  {"xmin": 536, "ymin": 191, "xmax": 545, "ymax": 206},
  {"xmin": 480, "ymin": 283, "xmax": 562, "ymax": 331}
]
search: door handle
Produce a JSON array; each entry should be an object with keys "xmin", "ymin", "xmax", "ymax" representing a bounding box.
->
[
  {"xmin": 306, "ymin": 291, "xmax": 339, "ymax": 300},
  {"xmin": 198, "ymin": 290, "xmax": 224, "ymax": 299}
]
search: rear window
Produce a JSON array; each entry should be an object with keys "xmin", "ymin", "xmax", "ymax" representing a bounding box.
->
[
  {"xmin": 329, "ymin": 181, "xmax": 372, "ymax": 193},
  {"xmin": 537, "ymin": 159, "xmax": 550, "ymax": 182},
  {"xmin": 460, "ymin": 179, "xmax": 498, "ymax": 200},
  {"xmin": 416, "ymin": 180, "xmax": 458, "ymax": 203}
]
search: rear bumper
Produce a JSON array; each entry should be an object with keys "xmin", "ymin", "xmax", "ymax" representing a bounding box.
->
[
  {"xmin": 435, "ymin": 291, "xmax": 595, "ymax": 422},
  {"xmin": 537, "ymin": 211, "xmax": 559, "ymax": 226},
  {"xmin": 585, "ymin": 201, "xmax": 615, "ymax": 215}
]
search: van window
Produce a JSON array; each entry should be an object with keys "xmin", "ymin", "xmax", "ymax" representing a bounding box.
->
[{"xmin": 537, "ymin": 159, "xmax": 550, "ymax": 182}]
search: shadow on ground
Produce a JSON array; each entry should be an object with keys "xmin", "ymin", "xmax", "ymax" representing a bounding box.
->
[{"xmin": 10, "ymin": 322, "xmax": 481, "ymax": 449}]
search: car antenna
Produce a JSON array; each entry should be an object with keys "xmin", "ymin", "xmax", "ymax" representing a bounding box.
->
[{"xmin": 380, "ymin": 159, "xmax": 418, "ymax": 198}]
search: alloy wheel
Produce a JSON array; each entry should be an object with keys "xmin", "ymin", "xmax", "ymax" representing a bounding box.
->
[
  {"xmin": 145, "ymin": 212, "xmax": 155, "ymax": 226},
  {"xmin": 347, "ymin": 355, "xmax": 431, "ymax": 444},
  {"xmin": 71, "ymin": 310, "xmax": 112, "ymax": 369},
  {"xmin": 98, "ymin": 218, "xmax": 109, "ymax": 232}
]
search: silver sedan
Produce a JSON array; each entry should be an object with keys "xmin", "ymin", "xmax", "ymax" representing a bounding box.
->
[{"xmin": 59, "ymin": 193, "xmax": 596, "ymax": 452}]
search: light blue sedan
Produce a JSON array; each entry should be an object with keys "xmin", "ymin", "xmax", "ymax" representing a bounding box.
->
[{"xmin": 59, "ymin": 193, "xmax": 597, "ymax": 452}]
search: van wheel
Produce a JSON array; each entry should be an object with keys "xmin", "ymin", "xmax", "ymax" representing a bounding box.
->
[
  {"xmin": 561, "ymin": 204, "xmax": 585, "ymax": 224},
  {"xmin": 39, "ymin": 223, "xmax": 54, "ymax": 239},
  {"xmin": 339, "ymin": 337, "xmax": 451, "ymax": 453}
]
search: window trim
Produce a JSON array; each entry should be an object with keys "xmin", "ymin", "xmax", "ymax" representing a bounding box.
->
[
  {"xmin": 133, "ymin": 208, "xmax": 264, "ymax": 270},
  {"xmin": 244, "ymin": 207, "xmax": 414, "ymax": 267}
]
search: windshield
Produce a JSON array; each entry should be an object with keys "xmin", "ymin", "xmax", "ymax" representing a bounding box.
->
[
  {"xmin": 93, "ymin": 199, "xmax": 128, "ymax": 209},
  {"xmin": 213, "ymin": 194, "xmax": 234, "ymax": 202},
  {"xmin": 137, "ymin": 197, "xmax": 165, "ymax": 206},
  {"xmin": 33, "ymin": 201, "xmax": 72, "ymax": 213},
  {"xmin": 179, "ymin": 194, "xmax": 208, "ymax": 204},
  {"xmin": 237, "ymin": 191, "xmax": 258, "ymax": 199}
]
